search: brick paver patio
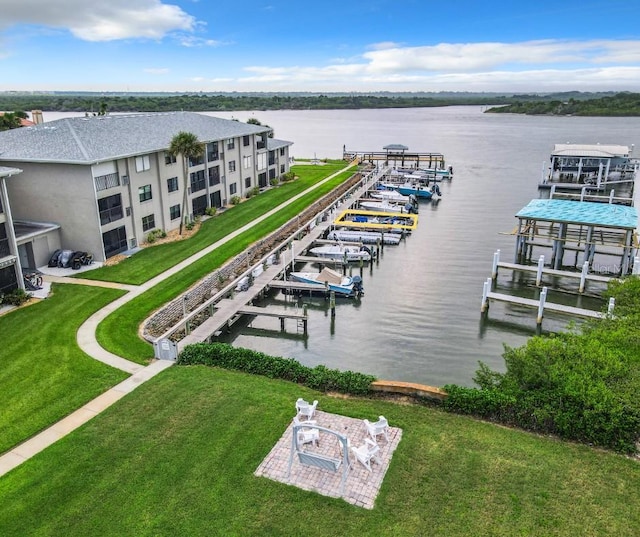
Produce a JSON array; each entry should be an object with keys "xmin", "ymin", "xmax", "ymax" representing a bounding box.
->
[{"xmin": 254, "ymin": 410, "xmax": 402, "ymax": 509}]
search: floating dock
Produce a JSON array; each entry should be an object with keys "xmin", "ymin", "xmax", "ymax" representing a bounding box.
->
[{"xmin": 333, "ymin": 209, "xmax": 418, "ymax": 232}]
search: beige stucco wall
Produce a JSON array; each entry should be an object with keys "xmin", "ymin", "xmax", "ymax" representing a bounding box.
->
[{"xmin": 5, "ymin": 161, "xmax": 105, "ymax": 260}]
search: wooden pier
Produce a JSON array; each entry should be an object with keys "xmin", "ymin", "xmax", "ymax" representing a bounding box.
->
[
  {"xmin": 154, "ymin": 166, "xmax": 388, "ymax": 357},
  {"xmin": 483, "ymin": 289, "xmax": 604, "ymax": 320}
]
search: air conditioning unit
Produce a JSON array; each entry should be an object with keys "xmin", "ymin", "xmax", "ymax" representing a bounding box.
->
[
  {"xmin": 130, "ymin": 238, "xmax": 137, "ymax": 249},
  {"xmin": 122, "ymin": 175, "xmax": 129, "ymax": 185},
  {"xmin": 125, "ymin": 207, "xmax": 131, "ymax": 216}
]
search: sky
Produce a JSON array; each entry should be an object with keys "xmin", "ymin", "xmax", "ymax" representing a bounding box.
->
[{"xmin": 1, "ymin": 0, "xmax": 640, "ymax": 93}]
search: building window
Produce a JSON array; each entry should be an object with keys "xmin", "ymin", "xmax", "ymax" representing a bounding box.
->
[
  {"xmin": 170, "ymin": 204, "xmax": 181, "ymax": 221},
  {"xmin": 268, "ymin": 151, "xmax": 275, "ymax": 166},
  {"xmin": 245, "ymin": 177, "xmax": 251, "ymax": 189},
  {"xmin": 230, "ymin": 183, "xmax": 237, "ymax": 195},
  {"xmin": 135, "ymin": 155, "xmax": 151, "ymax": 172},
  {"xmin": 188, "ymin": 154, "xmax": 204, "ymax": 167},
  {"xmin": 138, "ymin": 184, "xmax": 152, "ymax": 202},
  {"xmin": 142, "ymin": 214, "xmax": 155, "ymax": 232},
  {"xmin": 192, "ymin": 195, "xmax": 207, "ymax": 217},
  {"xmin": 280, "ymin": 164, "xmax": 285, "ymax": 174},
  {"xmin": 243, "ymin": 155, "xmax": 252, "ymax": 170},
  {"xmin": 94, "ymin": 172, "xmax": 120, "ymax": 192},
  {"xmin": 256, "ymin": 153, "xmax": 267, "ymax": 170},
  {"xmin": 226, "ymin": 138, "xmax": 235, "ymax": 150},
  {"xmin": 0, "ymin": 265, "xmax": 18, "ymax": 295},
  {"xmin": 207, "ymin": 142, "xmax": 219, "ymax": 162},
  {"xmin": 0, "ymin": 223, "xmax": 10, "ymax": 258},
  {"xmin": 98, "ymin": 193, "xmax": 124, "ymax": 225},
  {"xmin": 167, "ymin": 176, "xmax": 179, "ymax": 193},
  {"xmin": 210, "ymin": 191, "xmax": 222, "ymax": 209},
  {"xmin": 0, "ymin": 196, "xmax": 3, "ymax": 213},
  {"xmin": 269, "ymin": 168, "xmax": 276, "ymax": 180},
  {"xmin": 102, "ymin": 226, "xmax": 128, "ymax": 258},
  {"xmin": 208, "ymin": 166, "xmax": 220, "ymax": 186},
  {"xmin": 280, "ymin": 147, "xmax": 286, "ymax": 156},
  {"xmin": 243, "ymin": 135, "xmax": 250, "ymax": 147},
  {"xmin": 229, "ymin": 160, "xmax": 236, "ymax": 173},
  {"xmin": 164, "ymin": 152, "xmax": 177, "ymax": 165},
  {"xmin": 190, "ymin": 170, "xmax": 206, "ymax": 193},
  {"xmin": 258, "ymin": 172, "xmax": 267, "ymax": 188}
]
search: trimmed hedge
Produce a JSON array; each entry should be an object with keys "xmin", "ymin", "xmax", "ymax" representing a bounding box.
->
[{"xmin": 178, "ymin": 342, "xmax": 376, "ymax": 395}]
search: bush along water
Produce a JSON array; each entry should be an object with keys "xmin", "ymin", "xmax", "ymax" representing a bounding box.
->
[
  {"xmin": 178, "ymin": 342, "xmax": 376, "ymax": 396},
  {"xmin": 443, "ymin": 276, "xmax": 640, "ymax": 454}
]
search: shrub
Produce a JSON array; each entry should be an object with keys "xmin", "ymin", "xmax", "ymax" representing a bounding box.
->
[
  {"xmin": 269, "ymin": 178, "xmax": 280, "ymax": 187},
  {"xmin": 230, "ymin": 195, "xmax": 241, "ymax": 205},
  {"xmin": 205, "ymin": 207, "xmax": 217, "ymax": 217},
  {"xmin": 1, "ymin": 288, "xmax": 31, "ymax": 306},
  {"xmin": 178, "ymin": 342, "xmax": 375, "ymax": 396},
  {"xmin": 280, "ymin": 171, "xmax": 295, "ymax": 182},
  {"xmin": 443, "ymin": 303, "xmax": 640, "ymax": 454}
]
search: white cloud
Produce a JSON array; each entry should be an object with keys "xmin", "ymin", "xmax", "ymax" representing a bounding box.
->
[
  {"xmin": 178, "ymin": 35, "xmax": 230, "ymax": 47},
  {"xmin": 0, "ymin": 0, "xmax": 196, "ymax": 41},
  {"xmin": 232, "ymin": 39, "xmax": 640, "ymax": 92},
  {"xmin": 144, "ymin": 67, "xmax": 169, "ymax": 75}
]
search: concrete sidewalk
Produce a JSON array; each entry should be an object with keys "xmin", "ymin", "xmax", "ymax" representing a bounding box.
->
[{"xmin": 0, "ymin": 161, "xmax": 360, "ymax": 478}]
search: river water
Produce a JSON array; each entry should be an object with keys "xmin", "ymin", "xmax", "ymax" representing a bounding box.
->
[{"xmin": 44, "ymin": 107, "xmax": 640, "ymax": 386}]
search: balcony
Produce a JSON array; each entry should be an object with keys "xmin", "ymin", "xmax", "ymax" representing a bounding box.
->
[{"xmin": 100, "ymin": 205, "xmax": 124, "ymax": 226}]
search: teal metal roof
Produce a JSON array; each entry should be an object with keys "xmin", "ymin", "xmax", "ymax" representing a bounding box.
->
[{"xmin": 516, "ymin": 199, "xmax": 637, "ymax": 229}]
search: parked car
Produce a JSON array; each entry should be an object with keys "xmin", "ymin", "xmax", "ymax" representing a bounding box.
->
[
  {"xmin": 47, "ymin": 249, "xmax": 62, "ymax": 267},
  {"xmin": 56, "ymin": 249, "xmax": 75, "ymax": 268}
]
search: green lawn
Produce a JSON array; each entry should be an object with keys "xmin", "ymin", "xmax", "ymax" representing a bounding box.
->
[
  {"xmin": 1, "ymin": 366, "xmax": 638, "ymax": 537},
  {"xmin": 96, "ymin": 170, "xmax": 357, "ymax": 364},
  {"xmin": 81, "ymin": 162, "xmax": 351, "ymax": 285},
  {"xmin": 0, "ymin": 284, "xmax": 129, "ymax": 454}
]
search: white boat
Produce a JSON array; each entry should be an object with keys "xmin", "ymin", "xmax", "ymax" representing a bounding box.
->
[
  {"xmin": 370, "ymin": 190, "xmax": 410, "ymax": 202},
  {"xmin": 327, "ymin": 229, "xmax": 402, "ymax": 245},
  {"xmin": 290, "ymin": 267, "xmax": 363, "ymax": 297},
  {"xmin": 309, "ymin": 243, "xmax": 372, "ymax": 262},
  {"xmin": 360, "ymin": 198, "xmax": 417, "ymax": 214}
]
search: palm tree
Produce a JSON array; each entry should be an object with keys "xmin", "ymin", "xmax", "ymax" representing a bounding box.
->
[{"xmin": 168, "ymin": 131, "xmax": 205, "ymax": 235}]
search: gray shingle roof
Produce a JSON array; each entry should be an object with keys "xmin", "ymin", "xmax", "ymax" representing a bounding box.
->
[
  {"xmin": 0, "ymin": 112, "xmax": 271, "ymax": 164},
  {"xmin": 267, "ymin": 138, "xmax": 293, "ymax": 150}
]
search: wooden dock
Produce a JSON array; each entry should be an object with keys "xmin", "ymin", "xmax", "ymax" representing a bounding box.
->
[
  {"xmin": 484, "ymin": 291, "xmax": 603, "ymax": 319},
  {"xmin": 157, "ymin": 167, "xmax": 388, "ymax": 355},
  {"xmin": 496, "ymin": 261, "xmax": 612, "ymax": 283}
]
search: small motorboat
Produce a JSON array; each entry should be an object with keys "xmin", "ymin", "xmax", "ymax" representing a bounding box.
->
[
  {"xmin": 309, "ymin": 243, "xmax": 372, "ymax": 262},
  {"xmin": 290, "ymin": 267, "xmax": 363, "ymax": 297}
]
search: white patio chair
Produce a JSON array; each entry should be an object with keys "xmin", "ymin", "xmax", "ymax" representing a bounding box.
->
[
  {"xmin": 295, "ymin": 398, "xmax": 318, "ymax": 420},
  {"xmin": 363, "ymin": 415, "xmax": 389, "ymax": 444},
  {"xmin": 293, "ymin": 416, "xmax": 320, "ymax": 447},
  {"xmin": 351, "ymin": 438, "xmax": 381, "ymax": 472}
]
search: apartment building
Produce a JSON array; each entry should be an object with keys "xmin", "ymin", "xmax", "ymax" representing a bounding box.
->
[
  {"xmin": 0, "ymin": 112, "xmax": 293, "ymax": 263},
  {"xmin": 0, "ymin": 166, "xmax": 23, "ymax": 292}
]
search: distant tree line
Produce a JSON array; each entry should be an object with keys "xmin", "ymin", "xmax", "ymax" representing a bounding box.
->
[
  {"xmin": 486, "ymin": 92, "xmax": 640, "ymax": 116},
  {"xmin": 0, "ymin": 91, "xmax": 635, "ymax": 115}
]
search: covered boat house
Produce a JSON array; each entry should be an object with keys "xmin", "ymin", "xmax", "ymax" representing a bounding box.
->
[
  {"xmin": 542, "ymin": 143, "xmax": 636, "ymax": 189},
  {"xmin": 513, "ymin": 199, "xmax": 638, "ymax": 275}
]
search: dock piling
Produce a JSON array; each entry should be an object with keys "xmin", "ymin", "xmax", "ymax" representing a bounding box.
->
[
  {"xmin": 481, "ymin": 277, "xmax": 492, "ymax": 312},
  {"xmin": 330, "ymin": 291, "xmax": 336, "ymax": 318},
  {"xmin": 535, "ymin": 255, "xmax": 545, "ymax": 286},
  {"xmin": 633, "ymin": 256, "xmax": 640, "ymax": 275},
  {"xmin": 607, "ymin": 297, "xmax": 615, "ymax": 316},
  {"xmin": 537, "ymin": 287, "xmax": 548, "ymax": 325},
  {"xmin": 579, "ymin": 261, "xmax": 589, "ymax": 293},
  {"xmin": 491, "ymin": 250, "xmax": 500, "ymax": 280}
]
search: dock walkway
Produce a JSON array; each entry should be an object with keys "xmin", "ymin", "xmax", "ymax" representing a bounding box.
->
[{"xmin": 485, "ymin": 291, "xmax": 603, "ymax": 319}]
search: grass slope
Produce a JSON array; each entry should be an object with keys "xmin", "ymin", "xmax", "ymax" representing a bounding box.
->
[
  {"xmin": 0, "ymin": 284, "xmax": 129, "ymax": 454},
  {"xmin": 0, "ymin": 366, "xmax": 638, "ymax": 536}
]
